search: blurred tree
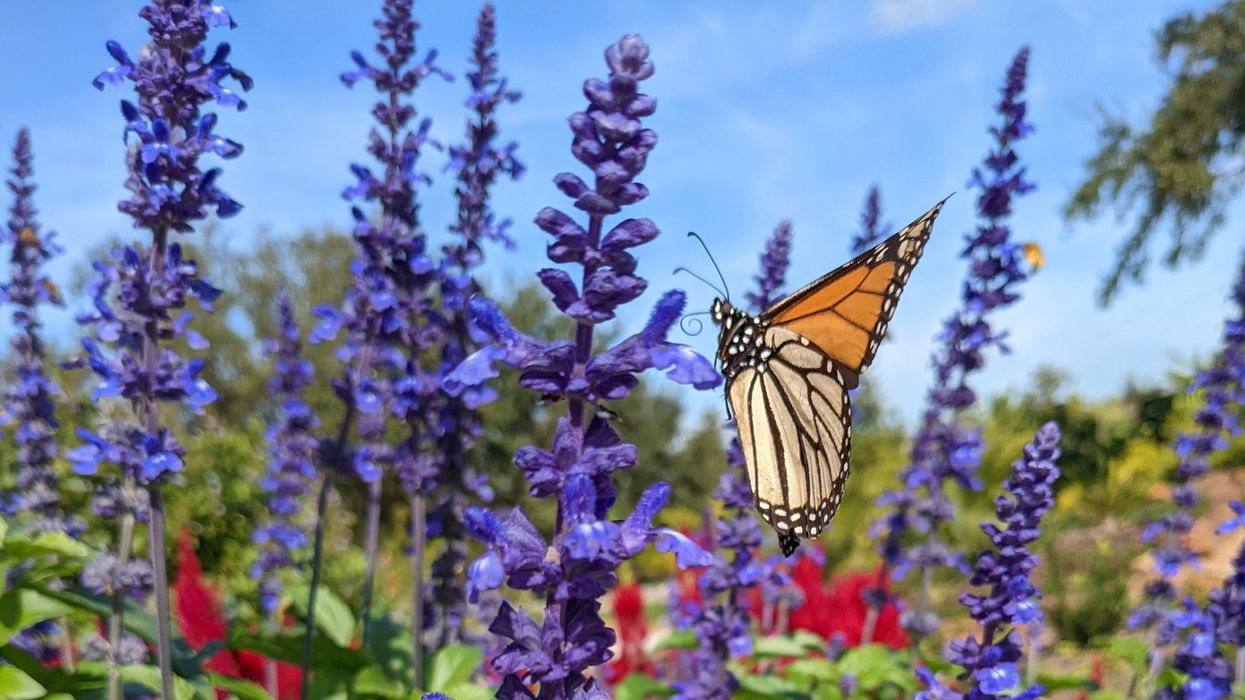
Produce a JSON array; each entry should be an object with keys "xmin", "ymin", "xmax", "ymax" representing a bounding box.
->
[{"xmin": 1067, "ymin": 0, "xmax": 1245, "ymax": 303}]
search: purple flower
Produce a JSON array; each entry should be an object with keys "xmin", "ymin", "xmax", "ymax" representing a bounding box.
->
[
  {"xmin": 2, "ymin": 129, "xmax": 84, "ymax": 542},
  {"xmin": 455, "ymin": 35, "xmax": 717, "ymax": 696},
  {"xmin": 851, "ymin": 185, "xmax": 888, "ymax": 256},
  {"xmin": 1134, "ymin": 251, "xmax": 1245, "ymax": 647},
  {"xmin": 744, "ymin": 220, "xmax": 791, "ymax": 312},
  {"xmin": 937, "ymin": 421, "xmax": 1060, "ymax": 700},
  {"xmin": 252, "ymin": 292, "xmax": 319, "ymax": 615},
  {"xmin": 77, "ymin": 4, "xmax": 247, "ymax": 692},
  {"xmin": 419, "ymin": 2, "xmax": 524, "ymax": 647},
  {"xmin": 873, "ymin": 46, "xmax": 1035, "ymax": 640},
  {"xmin": 673, "ymin": 220, "xmax": 793, "ymax": 698},
  {"xmin": 93, "ymin": 2, "xmax": 250, "ymax": 231}
]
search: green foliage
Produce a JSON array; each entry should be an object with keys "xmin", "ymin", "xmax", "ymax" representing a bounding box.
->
[
  {"xmin": 1066, "ymin": 0, "xmax": 1245, "ymax": 302},
  {"xmin": 726, "ymin": 640, "xmax": 917, "ymax": 700}
]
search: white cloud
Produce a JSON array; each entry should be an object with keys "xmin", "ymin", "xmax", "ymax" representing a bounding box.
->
[{"xmin": 869, "ymin": 0, "xmax": 979, "ymax": 33}]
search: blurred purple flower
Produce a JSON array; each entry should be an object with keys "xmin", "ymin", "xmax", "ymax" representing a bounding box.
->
[
  {"xmin": 252, "ymin": 292, "xmax": 319, "ymax": 615},
  {"xmin": 874, "ymin": 46, "xmax": 1035, "ymax": 640},
  {"xmin": 744, "ymin": 220, "xmax": 791, "ymax": 312},
  {"xmin": 674, "ymin": 220, "xmax": 795, "ymax": 698},
  {"xmin": 851, "ymin": 185, "xmax": 888, "ymax": 256},
  {"xmin": 2, "ymin": 128, "xmax": 85, "ymax": 663},
  {"xmin": 1134, "ymin": 250, "xmax": 1245, "ymax": 644},
  {"xmin": 421, "ymin": 2, "xmax": 523, "ymax": 647}
]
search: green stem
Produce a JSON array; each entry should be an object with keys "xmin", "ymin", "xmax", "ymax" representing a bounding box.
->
[
  {"xmin": 300, "ymin": 471, "xmax": 335, "ymax": 700},
  {"xmin": 148, "ymin": 487, "xmax": 175, "ymax": 700},
  {"xmin": 360, "ymin": 479, "xmax": 382, "ymax": 648},
  {"xmin": 410, "ymin": 494, "xmax": 426, "ymax": 690},
  {"xmin": 106, "ymin": 483, "xmax": 137, "ymax": 700}
]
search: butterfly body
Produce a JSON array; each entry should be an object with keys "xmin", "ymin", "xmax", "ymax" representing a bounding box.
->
[{"xmin": 711, "ymin": 199, "xmax": 947, "ymax": 556}]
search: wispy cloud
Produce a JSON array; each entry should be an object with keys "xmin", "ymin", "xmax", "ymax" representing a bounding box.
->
[{"xmin": 869, "ymin": 0, "xmax": 979, "ymax": 33}]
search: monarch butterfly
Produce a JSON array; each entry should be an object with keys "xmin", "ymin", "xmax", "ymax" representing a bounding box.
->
[{"xmin": 710, "ymin": 198, "xmax": 947, "ymax": 555}]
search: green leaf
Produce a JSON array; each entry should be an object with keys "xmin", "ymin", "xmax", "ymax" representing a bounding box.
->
[
  {"xmin": 363, "ymin": 614, "xmax": 414, "ymax": 686},
  {"xmin": 653, "ymin": 628, "xmax": 697, "ymax": 651},
  {"xmin": 1037, "ymin": 672, "xmax": 1094, "ymax": 692},
  {"xmin": 1087, "ymin": 691, "xmax": 1128, "ymax": 700},
  {"xmin": 3, "ymin": 532, "xmax": 90, "ymax": 561},
  {"xmin": 790, "ymin": 629, "xmax": 828, "ymax": 652},
  {"xmin": 0, "ymin": 518, "xmax": 9, "ymax": 545},
  {"xmin": 784, "ymin": 657, "xmax": 838, "ymax": 686},
  {"xmin": 441, "ymin": 681, "xmax": 496, "ymax": 700},
  {"xmin": 426, "ymin": 644, "xmax": 483, "ymax": 691},
  {"xmin": 613, "ymin": 674, "xmax": 675, "ymax": 700},
  {"xmin": 287, "ymin": 584, "xmax": 356, "ymax": 648},
  {"xmin": 0, "ymin": 588, "xmax": 73, "ymax": 646},
  {"xmin": 735, "ymin": 672, "xmax": 807, "ymax": 700},
  {"xmin": 1101, "ymin": 637, "xmax": 1147, "ymax": 677},
  {"xmin": 351, "ymin": 665, "xmax": 405, "ymax": 698},
  {"xmin": 836, "ymin": 645, "xmax": 914, "ymax": 692},
  {"xmin": 208, "ymin": 673, "xmax": 275, "ymax": 700},
  {"xmin": 752, "ymin": 635, "xmax": 811, "ymax": 659},
  {"xmin": 0, "ymin": 665, "xmax": 46, "ymax": 700},
  {"xmin": 305, "ymin": 665, "xmax": 354, "ymax": 700},
  {"xmin": 75, "ymin": 661, "xmax": 198, "ymax": 700},
  {"xmin": 27, "ymin": 583, "xmax": 204, "ymax": 678},
  {"xmin": 0, "ymin": 643, "xmax": 106, "ymax": 696},
  {"xmin": 228, "ymin": 630, "xmax": 371, "ymax": 671}
]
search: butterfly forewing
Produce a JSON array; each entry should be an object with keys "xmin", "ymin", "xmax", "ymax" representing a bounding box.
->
[{"xmin": 762, "ymin": 199, "xmax": 947, "ymax": 376}]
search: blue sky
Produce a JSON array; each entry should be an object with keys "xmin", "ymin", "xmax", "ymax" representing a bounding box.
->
[{"xmin": 0, "ymin": 0, "xmax": 1233, "ymax": 425}]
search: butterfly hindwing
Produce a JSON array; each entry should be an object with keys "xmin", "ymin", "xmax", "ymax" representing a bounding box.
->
[
  {"xmin": 726, "ymin": 326, "xmax": 852, "ymax": 556},
  {"xmin": 761, "ymin": 199, "xmax": 947, "ymax": 376}
]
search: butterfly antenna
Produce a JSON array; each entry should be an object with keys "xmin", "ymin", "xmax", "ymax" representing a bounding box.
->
[
  {"xmin": 686, "ymin": 231, "xmax": 730, "ymax": 301},
  {"xmin": 673, "ymin": 266, "xmax": 727, "ymax": 300},
  {"xmin": 679, "ymin": 310, "xmax": 710, "ymax": 336}
]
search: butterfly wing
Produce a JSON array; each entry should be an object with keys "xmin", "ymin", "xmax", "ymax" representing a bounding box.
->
[
  {"xmin": 761, "ymin": 199, "xmax": 947, "ymax": 382},
  {"xmin": 727, "ymin": 326, "xmax": 852, "ymax": 556}
]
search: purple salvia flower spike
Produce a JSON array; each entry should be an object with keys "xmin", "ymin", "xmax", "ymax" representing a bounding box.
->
[
  {"xmin": 851, "ymin": 185, "xmax": 888, "ymax": 256},
  {"xmin": 744, "ymin": 219, "xmax": 791, "ymax": 312},
  {"xmin": 1131, "ymin": 250, "xmax": 1245, "ymax": 640},
  {"xmin": 71, "ymin": 2, "xmax": 248, "ymax": 694},
  {"xmin": 252, "ymin": 292, "xmax": 318, "ymax": 617},
  {"xmin": 2, "ymin": 128, "xmax": 84, "ymax": 664},
  {"xmin": 919, "ymin": 421, "xmax": 1061, "ymax": 700},
  {"xmin": 416, "ymin": 1, "xmax": 524, "ymax": 651},
  {"xmin": 453, "ymin": 34, "xmax": 719, "ymax": 696},
  {"xmin": 874, "ymin": 46, "xmax": 1035, "ymax": 641},
  {"xmin": 300, "ymin": 0, "xmax": 450, "ymax": 684},
  {"xmin": 672, "ymin": 219, "xmax": 795, "ymax": 698}
]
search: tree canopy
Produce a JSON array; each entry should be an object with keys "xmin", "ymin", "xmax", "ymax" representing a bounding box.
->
[{"xmin": 1066, "ymin": 0, "xmax": 1245, "ymax": 303}]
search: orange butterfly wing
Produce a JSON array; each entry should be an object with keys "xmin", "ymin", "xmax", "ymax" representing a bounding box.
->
[{"xmin": 761, "ymin": 199, "xmax": 947, "ymax": 380}]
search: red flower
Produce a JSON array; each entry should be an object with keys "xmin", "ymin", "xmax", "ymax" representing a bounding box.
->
[
  {"xmin": 751, "ymin": 545, "xmax": 908, "ymax": 650},
  {"xmin": 604, "ymin": 582, "xmax": 651, "ymax": 684},
  {"xmin": 173, "ymin": 529, "xmax": 302, "ymax": 699},
  {"xmin": 174, "ymin": 530, "xmax": 242, "ymax": 683}
]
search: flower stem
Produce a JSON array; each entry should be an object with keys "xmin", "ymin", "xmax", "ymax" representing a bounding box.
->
[
  {"xmin": 58, "ymin": 616, "xmax": 75, "ymax": 674},
  {"xmin": 1235, "ymin": 647, "xmax": 1244, "ymax": 688},
  {"xmin": 106, "ymin": 504, "xmax": 135, "ymax": 700},
  {"xmin": 148, "ymin": 486, "xmax": 175, "ymax": 700},
  {"xmin": 1025, "ymin": 624, "xmax": 1040, "ymax": 687},
  {"xmin": 301, "ymin": 470, "xmax": 335, "ymax": 700},
  {"xmin": 361, "ymin": 478, "xmax": 382, "ymax": 647},
  {"xmin": 142, "ymin": 228, "xmax": 175, "ymax": 700},
  {"xmin": 410, "ymin": 493, "xmax": 426, "ymax": 690}
]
